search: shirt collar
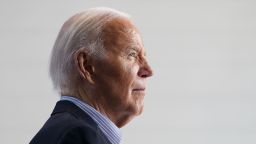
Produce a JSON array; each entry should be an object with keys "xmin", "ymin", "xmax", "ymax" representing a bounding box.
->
[{"xmin": 60, "ymin": 96, "xmax": 122, "ymax": 144}]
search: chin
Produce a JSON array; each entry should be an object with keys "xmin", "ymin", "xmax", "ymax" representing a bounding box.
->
[
  {"xmin": 134, "ymin": 97, "xmax": 145, "ymax": 115},
  {"xmin": 124, "ymin": 93, "xmax": 145, "ymax": 116},
  {"xmin": 133, "ymin": 103, "xmax": 144, "ymax": 116},
  {"xmin": 135, "ymin": 107, "xmax": 144, "ymax": 116},
  {"xmin": 125, "ymin": 102, "xmax": 143, "ymax": 115},
  {"xmin": 117, "ymin": 104, "xmax": 144, "ymax": 128}
]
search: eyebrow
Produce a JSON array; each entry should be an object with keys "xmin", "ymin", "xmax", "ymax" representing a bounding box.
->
[
  {"xmin": 127, "ymin": 45, "xmax": 147, "ymax": 56},
  {"xmin": 130, "ymin": 46, "xmax": 139, "ymax": 52}
]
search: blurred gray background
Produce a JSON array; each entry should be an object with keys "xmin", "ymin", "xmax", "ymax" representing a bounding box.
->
[{"xmin": 1, "ymin": 0, "xmax": 256, "ymax": 144}]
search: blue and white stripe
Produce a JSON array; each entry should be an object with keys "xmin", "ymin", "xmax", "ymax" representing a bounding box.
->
[{"xmin": 60, "ymin": 96, "xmax": 121, "ymax": 144}]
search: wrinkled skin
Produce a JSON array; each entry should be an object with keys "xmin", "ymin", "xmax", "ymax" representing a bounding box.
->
[{"xmin": 76, "ymin": 18, "xmax": 153, "ymax": 127}]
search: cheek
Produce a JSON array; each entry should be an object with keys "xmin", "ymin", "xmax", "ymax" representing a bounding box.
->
[
  {"xmin": 95, "ymin": 57, "xmax": 139, "ymax": 96},
  {"xmin": 120, "ymin": 63, "xmax": 138, "ymax": 88},
  {"xmin": 108, "ymin": 62, "xmax": 138, "ymax": 102}
]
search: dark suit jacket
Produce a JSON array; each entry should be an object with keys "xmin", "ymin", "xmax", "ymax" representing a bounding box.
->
[{"xmin": 30, "ymin": 100, "xmax": 111, "ymax": 144}]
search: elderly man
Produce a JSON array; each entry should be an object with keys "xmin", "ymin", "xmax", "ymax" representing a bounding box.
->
[{"xmin": 30, "ymin": 7, "xmax": 153, "ymax": 144}]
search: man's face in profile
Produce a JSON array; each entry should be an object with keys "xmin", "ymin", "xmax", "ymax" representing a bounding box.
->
[{"xmin": 93, "ymin": 18, "xmax": 153, "ymax": 118}]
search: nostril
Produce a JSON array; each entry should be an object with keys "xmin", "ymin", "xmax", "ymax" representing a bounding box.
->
[
  {"xmin": 138, "ymin": 68, "xmax": 152, "ymax": 78},
  {"xmin": 138, "ymin": 60, "xmax": 153, "ymax": 78},
  {"xmin": 141, "ymin": 74, "xmax": 148, "ymax": 78}
]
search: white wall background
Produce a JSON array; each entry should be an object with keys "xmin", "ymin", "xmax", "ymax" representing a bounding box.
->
[{"xmin": 1, "ymin": 0, "xmax": 256, "ymax": 144}]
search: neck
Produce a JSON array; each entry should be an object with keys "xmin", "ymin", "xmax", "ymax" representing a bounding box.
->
[
  {"xmin": 87, "ymin": 98, "xmax": 134, "ymax": 128},
  {"xmin": 63, "ymin": 88, "xmax": 135, "ymax": 128}
]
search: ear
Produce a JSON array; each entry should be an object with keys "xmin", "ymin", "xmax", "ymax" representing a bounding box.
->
[{"xmin": 74, "ymin": 50, "xmax": 95, "ymax": 84}]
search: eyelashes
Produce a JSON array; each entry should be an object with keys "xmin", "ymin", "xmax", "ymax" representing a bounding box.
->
[
  {"xmin": 126, "ymin": 47, "xmax": 146, "ymax": 60},
  {"xmin": 127, "ymin": 49, "xmax": 139, "ymax": 60},
  {"xmin": 128, "ymin": 51, "xmax": 138, "ymax": 58}
]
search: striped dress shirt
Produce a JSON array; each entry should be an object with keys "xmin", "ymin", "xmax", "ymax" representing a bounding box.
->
[{"xmin": 60, "ymin": 96, "xmax": 121, "ymax": 144}]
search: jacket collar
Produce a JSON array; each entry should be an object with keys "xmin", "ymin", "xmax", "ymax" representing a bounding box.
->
[{"xmin": 51, "ymin": 100, "xmax": 112, "ymax": 144}]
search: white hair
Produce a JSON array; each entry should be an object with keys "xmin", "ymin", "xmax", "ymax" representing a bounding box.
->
[{"xmin": 49, "ymin": 7, "xmax": 130, "ymax": 94}]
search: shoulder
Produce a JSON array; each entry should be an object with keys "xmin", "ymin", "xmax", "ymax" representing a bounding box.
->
[
  {"xmin": 30, "ymin": 101, "xmax": 107, "ymax": 144},
  {"xmin": 58, "ymin": 125, "xmax": 101, "ymax": 144}
]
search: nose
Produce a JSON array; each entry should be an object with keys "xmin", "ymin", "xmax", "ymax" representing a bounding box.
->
[{"xmin": 137, "ymin": 59, "xmax": 153, "ymax": 78}]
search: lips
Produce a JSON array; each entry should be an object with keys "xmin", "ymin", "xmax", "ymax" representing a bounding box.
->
[{"xmin": 132, "ymin": 88, "xmax": 145, "ymax": 91}]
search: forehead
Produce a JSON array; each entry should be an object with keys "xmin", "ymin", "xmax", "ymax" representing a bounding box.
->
[{"xmin": 101, "ymin": 18, "xmax": 143, "ymax": 53}]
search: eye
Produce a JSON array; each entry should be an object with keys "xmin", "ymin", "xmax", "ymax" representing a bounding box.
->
[{"xmin": 128, "ymin": 51, "xmax": 138, "ymax": 58}]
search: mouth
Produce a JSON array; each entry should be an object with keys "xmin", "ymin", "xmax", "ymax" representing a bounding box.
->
[{"xmin": 132, "ymin": 88, "xmax": 145, "ymax": 91}]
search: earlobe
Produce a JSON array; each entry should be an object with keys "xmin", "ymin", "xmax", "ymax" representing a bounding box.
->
[{"xmin": 74, "ymin": 50, "xmax": 95, "ymax": 84}]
